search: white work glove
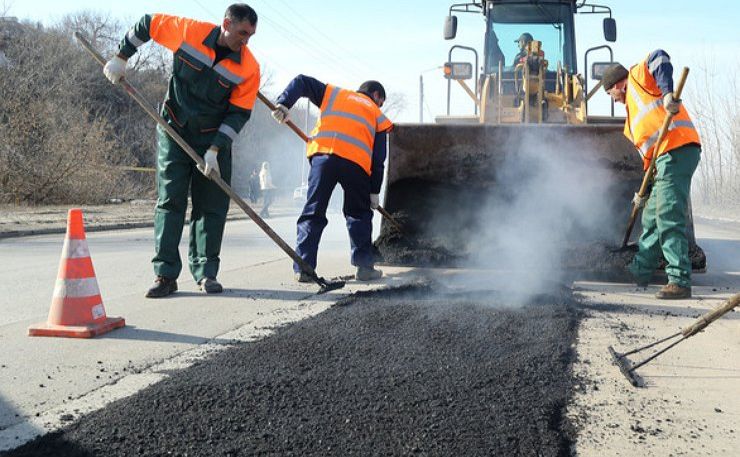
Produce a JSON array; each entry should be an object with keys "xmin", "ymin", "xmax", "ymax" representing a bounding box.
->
[
  {"xmin": 370, "ymin": 193, "xmax": 380, "ymax": 210},
  {"xmin": 632, "ymin": 192, "xmax": 648, "ymax": 209},
  {"xmin": 662, "ymin": 93, "xmax": 681, "ymax": 115},
  {"xmin": 103, "ymin": 55, "xmax": 127, "ymax": 84},
  {"xmin": 197, "ymin": 147, "xmax": 221, "ymax": 179},
  {"xmin": 271, "ymin": 104, "xmax": 290, "ymax": 124}
]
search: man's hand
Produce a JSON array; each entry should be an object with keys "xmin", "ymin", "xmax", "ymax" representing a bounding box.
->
[
  {"xmin": 103, "ymin": 55, "xmax": 128, "ymax": 84},
  {"xmin": 370, "ymin": 194, "xmax": 380, "ymax": 210},
  {"xmin": 271, "ymin": 104, "xmax": 290, "ymax": 124},
  {"xmin": 663, "ymin": 93, "xmax": 681, "ymax": 115},
  {"xmin": 197, "ymin": 147, "xmax": 221, "ymax": 179},
  {"xmin": 632, "ymin": 192, "xmax": 648, "ymax": 209}
]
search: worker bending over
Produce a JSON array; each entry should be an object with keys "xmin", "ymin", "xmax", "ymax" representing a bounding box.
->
[
  {"xmin": 602, "ymin": 50, "xmax": 701, "ymax": 299},
  {"xmin": 271, "ymin": 76, "xmax": 393, "ymax": 282},
  {"xmin": 103, "ymin": 4, "xmax": 260, "ymax": 298}
]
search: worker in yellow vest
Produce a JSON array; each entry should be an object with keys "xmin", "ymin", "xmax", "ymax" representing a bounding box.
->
[
  {"xmin": 271, "ymin": 76, "xmax": 393, "ymax": 282},
  {"xmin": 602, "ymin": 50, "xmax": 701, "ymax": 299}
]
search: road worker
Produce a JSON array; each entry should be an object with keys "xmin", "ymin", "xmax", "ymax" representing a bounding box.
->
[
  {"xmin": 103, "ymin": 4, "xmax": 260, "ymax": 297},
  {"xmin": 602, "ymin": 50, "xmax": 701, "ymax": 299},
  {"xmin": 270, "ymin": 76, "xmax": 393, "ymax": 282}
]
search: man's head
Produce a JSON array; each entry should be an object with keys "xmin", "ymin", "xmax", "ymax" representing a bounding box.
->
[
  {"xmin": 515, "ymin": 32, "xmax": 533, "ymax": 51},
  {"xmin": 220, "ymin": 3, "xmax": 258, "ymax": 52},
  {"xmin": 358, "ymin": 80, "xmax": 386, "ymax": 108},
  {"xmin": 602, "ymin": 63, "xmax": 629, "ymax": 104}
]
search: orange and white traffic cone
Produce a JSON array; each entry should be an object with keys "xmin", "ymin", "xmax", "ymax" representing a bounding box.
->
[{"xmin": 28, "ymin": 208, "xmax": 125, "ymax": 338}]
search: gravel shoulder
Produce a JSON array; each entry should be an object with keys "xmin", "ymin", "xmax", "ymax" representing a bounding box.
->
[{"xmin": 0, "ymin": 200, "xmax": 267, "ymax": 238}]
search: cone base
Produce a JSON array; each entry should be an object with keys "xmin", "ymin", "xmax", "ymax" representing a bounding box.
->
[{"xmin": 28, "ymin": 317, "xmax": 125, "ymax": 339}]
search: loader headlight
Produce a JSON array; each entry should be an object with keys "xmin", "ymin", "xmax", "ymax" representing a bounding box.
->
[
  {"xmin": 443, "ymin": 62, "xmax": 473, "ymax": 80},
  {"xmin": 591, "ymin": 61, "xmax": 621, "ymax": 81}
]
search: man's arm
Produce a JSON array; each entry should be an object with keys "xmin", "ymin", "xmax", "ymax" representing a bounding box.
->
[
  {"xmin": 370, "ymin": 131, "xmax": 388, "ymax": 195},
  {"xmin": 276, "ymin": 74, "xmax": 327, "ymax": 109},
  {"xmin": 211, "ymin": 63, "xmax": 259, "ymax": 151},
  {"xmin": 118, "ymin": 14, "xmax": 190, "ymax": 58},
  {"xmin": 647, "ymin": 49, "xmax": 673, "ymax": 95}
]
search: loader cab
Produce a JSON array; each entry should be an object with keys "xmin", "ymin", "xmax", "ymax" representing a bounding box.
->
[{"xmin": 483, "ymin": 1, "xmax": 576, "ymax": 82}]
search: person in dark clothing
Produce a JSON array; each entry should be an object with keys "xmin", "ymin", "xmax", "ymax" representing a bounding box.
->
[
  {"xmin": 270, "ymin": 75, "xmax": 393, "ymax": 282},
  {"xmin": 248, "ymin": 168, "xmax": 260, "ymax": 203}
]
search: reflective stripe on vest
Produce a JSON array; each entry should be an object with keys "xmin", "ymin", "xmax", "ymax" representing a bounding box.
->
[
  {"xmin": 307, "ymin": 85, "xmax": 393, "ymax": 175},
  {"xmin": 624, "ymin": 57, "xmax": 700, "ymax": 170}
]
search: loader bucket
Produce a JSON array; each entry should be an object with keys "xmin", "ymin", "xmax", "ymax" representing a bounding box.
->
[{"xmin": 374, "ymin": 123, "xmax": 706, "ymax": 276}]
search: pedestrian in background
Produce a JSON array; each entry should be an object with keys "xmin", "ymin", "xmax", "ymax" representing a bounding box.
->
[
  {"xmin": 103, "ymin": 4, "xmax": 260, "ymax": 297},
  {"xmin": 248, "ymin": 168, "xmax": 260, "ymax": 203},
  {"xmin": 259, "ymin": 161, "xmax": 276, "ymax": 218},
  {"xmin": 602, "ymin": 49, "xmax": 701, "ymax": 299}
]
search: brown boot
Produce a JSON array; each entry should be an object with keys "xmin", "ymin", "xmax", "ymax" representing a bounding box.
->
[
  {"xmin": 146, "ymin": 276, "xmax": 178, "ymax": 298},
  {"xmin": 655, "ymin": 283, "xmax": 691, "ymax": 300}
]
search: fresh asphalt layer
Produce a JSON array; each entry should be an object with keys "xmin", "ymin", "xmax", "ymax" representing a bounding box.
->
[{"xmin": 3, "ymin": 284, "xmax": 580, "ymax": 457}]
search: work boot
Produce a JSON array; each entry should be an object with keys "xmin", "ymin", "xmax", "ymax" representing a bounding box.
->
[
  {"xmin": 655, "ymin": 283, "xmax": 691, "ymax": 300},
  {"xmin": 146, "ymin": 276, "xmax": 178, "ymax": 298},
  {"xmin": 356, "ymin": 266, "xmax": 383, "ymax": 281},
  {"xmin": 198, "ymin": 277, "xmax": 223, "ymax": 294},
  {"xmin": 294, "ymin": 271, "xmax": 313, "ymax": 283}
]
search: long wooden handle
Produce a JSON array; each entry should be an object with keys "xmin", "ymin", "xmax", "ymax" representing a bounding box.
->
[
  {"xmin": 682, "ymin": 293, "xmax": 740, "ymax": 337},
  {"xmin": 255, "ymin": 92, "xmax": 405, "ymax": 232},
  {"xmin": 74, "ymin": 32, "xmax": 329, "ymax": 287},
  {"xmin": 256, "ymin": 91, "xmax": 310, "ymax": 143},
  {"xmin": 621, "ymin": 67, "xmax": 690, "ymax": 247}
]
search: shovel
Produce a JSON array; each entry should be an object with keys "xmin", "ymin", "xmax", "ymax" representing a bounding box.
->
[
  {"xmin": 75, "ymin": 32, "xmax": 344, "ymax": 294},
  {"xmin": 615, "ymin": 67, "xmax": 690, "ymax": 252},
  {"xmin": 255, "ymin": 92, "xmax": 408, "ymax": 235},
  {"xmin": 609, "ymin": 292, "xmax": 740, "ymax": 387}
]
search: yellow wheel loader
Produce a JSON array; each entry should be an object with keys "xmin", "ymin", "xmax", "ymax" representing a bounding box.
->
[{"xmin": 377, "ymin": 0, "xmax": 705, "ymax": 276}]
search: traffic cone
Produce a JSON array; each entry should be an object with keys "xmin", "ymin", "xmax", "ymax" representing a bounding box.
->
[{"xmin": 28, "ymin": 208, "xmax": 125, "ymax": 338}]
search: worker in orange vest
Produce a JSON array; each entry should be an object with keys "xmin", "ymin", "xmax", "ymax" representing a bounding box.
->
[
  {"xmin": 602, "ymin": 50, "xmax": 701, "ymax": 299},
  {"xmin": 103, "ymin": 4, "xmax": 260, "ymax": 298},
  {"xmin": 271, "ymin": 76, "xmax": 393, "ymax": 282}
]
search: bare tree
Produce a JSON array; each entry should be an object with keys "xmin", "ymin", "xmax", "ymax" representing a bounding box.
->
[
  {"xmin": 689, "ymin": 56, "xmax": 740, "ymax": 208},
  {"xmin": 383, "ymin": 91, "xmax": 407, "ymax": 120}
]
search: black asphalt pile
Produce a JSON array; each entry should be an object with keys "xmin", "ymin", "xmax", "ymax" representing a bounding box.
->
[
  {"xmin": 375, "ymin": 177, "xmax": 706, "ymax": 276},
  {"xmin": 5, "ymin": 284, "xmax": 580, "ymax": 457},
  {"xmin": 375, "ymin": 178, "xmax": 479, "ymax": 267}
]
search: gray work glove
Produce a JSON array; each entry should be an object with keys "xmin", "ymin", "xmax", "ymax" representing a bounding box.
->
[
  {"xmin": 370, "ymin": 193, "xmax": 380, "ymax": 210},
  {"xmin": 103, "ymin": 55, "xmax": 127, "ymax": 84},
  {"xmin": 632, "ymin": 192, "xmax": 648, "ymax": 209},
  {"xmin": 662, "ymin": 93, "xmax": 681, "ymax": 115},
  {"xmin": 271, "ymin": 104, "xmax": 290, "ymax": 124},
  {"xmin": 197, "ymin": 147, "xmax": 221, "ymax": 179}
]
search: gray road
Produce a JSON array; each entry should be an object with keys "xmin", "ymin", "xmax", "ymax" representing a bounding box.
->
[{"xmin": 1, "ymin": 209, "xmax": 738, "ymax": 452}]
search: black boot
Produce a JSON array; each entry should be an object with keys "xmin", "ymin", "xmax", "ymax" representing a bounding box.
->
[
  {"xmin": 198, "ymin": 277, "xmax": 224, "ymax": 294},
  {"xmin": 146, "ymin": 276, "xmax": 178, "ymax": 298}
]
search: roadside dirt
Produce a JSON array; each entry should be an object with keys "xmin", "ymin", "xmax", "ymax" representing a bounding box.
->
[{"xmin": 0, "ymin": 200, "xmax": 256, "ymax": 238}]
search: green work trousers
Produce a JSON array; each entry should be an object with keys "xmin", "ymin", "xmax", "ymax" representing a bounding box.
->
[
  {"xmin": 152, "ymin": 124, "xmax": 232, "ymax": 282},
  {"xmin": 629, "ymin": 144, "xmax": 701, "ymax": 287}
]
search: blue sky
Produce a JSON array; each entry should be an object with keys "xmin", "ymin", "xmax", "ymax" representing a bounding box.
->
[{"xmin": 4, "ymin": 0, "xmax": 739, "ymax": 121}]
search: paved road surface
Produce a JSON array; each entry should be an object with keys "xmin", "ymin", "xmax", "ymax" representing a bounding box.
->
[{"xmin": 1, "ymin": 210, "xmax": 738, "ymax": 454}]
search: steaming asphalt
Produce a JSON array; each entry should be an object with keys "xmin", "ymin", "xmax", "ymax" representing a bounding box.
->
[{"xmin": 4, "ymin": 285, "xmax": 580, "ymax": 457}]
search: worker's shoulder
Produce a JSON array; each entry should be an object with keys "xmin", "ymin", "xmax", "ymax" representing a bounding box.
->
[
  {"xmin": 152, "ymin": 13, "xmax": 216, "ymax": 31},
  {"xmin": 240, "ymin": 45, "xmax": 260, "ymax": 75}
]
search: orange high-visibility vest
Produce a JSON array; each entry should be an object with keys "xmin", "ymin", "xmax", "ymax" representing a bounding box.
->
[
  {"xmin": 149, "ymin": 14, "xmax": 259, "ymax": 111},
  {"xmin": 624, "ymin": 55, "xmax": 700, "ymax": 170},
  {"xmin": 307, "ymin": 85, "xmax": 394, "ymax": 175}
]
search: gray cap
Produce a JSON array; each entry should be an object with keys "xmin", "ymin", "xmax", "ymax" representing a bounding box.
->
[
  {"xmin": 514, "ymin": 32, "xmax": 533, "ymax": 43},
  {"xmin": 601, "ymin": 64, "xmax": 628, "ymax": 91}
]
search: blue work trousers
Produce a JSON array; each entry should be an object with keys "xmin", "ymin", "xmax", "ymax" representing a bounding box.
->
[{"xmin": 294, "ymin": 154, "xmax": 374, "ymax": 272}]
